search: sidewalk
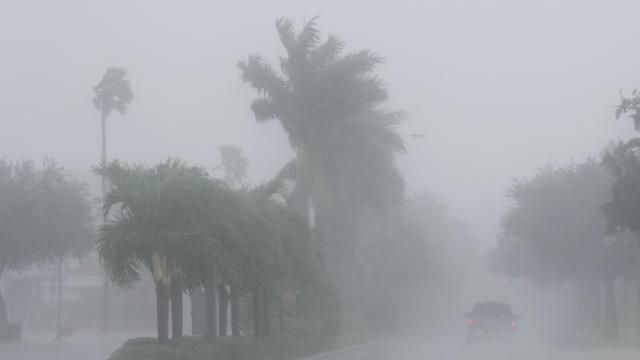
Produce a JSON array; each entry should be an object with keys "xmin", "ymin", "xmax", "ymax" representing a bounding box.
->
[{"xmin": 0, "ymin": 329, "xmax": 152, "ymax": 360}]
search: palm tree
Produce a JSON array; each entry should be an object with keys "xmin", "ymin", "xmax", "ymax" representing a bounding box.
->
[
  {"xmin": 93, "ymin": 67, "xmax": 133, "ymax": 331},
  {"xmin": 95, "ymin": 159, "xmax": 216, "ymax": 343},
  {"xmin": 239, "ymin": 18, "xmax": 405, "ymax": 309}
]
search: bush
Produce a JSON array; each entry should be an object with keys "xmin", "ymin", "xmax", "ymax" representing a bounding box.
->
[
  {"xmin": 109, "ymin": 345, "xmax": 176, "ymax": 360},
  {"xmin": 108, "ymin": 328, "xmax": 335, "ymax": 360}
]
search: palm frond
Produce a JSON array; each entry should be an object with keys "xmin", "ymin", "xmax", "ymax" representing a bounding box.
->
[
  {"xmin": 93, "ymin": 67, "xmax": 134, "ymax": 116},
  {"xmin": 238, "ymin": 55, "xmax": 289, "ymax": 100},
  {"xmin": 309, "ymin": 35, "xmax": 345, "ymax": 70},
  {"xmin": 276, "ymin": 17, "xmax": 297, "ymax": 56},
  {"xmin": 251, "ymin": 98, "xmax": 279, "ymax": 122}
]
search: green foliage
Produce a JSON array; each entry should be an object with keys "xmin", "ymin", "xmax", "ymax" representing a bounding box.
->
[
  {"xmin": 616, "ymin": 89, "xmax": 640, "ymax": 130},
  {"xmin": 95, "ymin": 159, "xmax": 225, "ymax": 288},
  {"xmin": 93, "ymin": 67, "xmax": 134, "ymax": 116},
  {"xmin": 355, "ymin": 192, "xmax": 473, "ymax": 330},
  {"xmin": 109, "ymin": 345, "xmax": 176, "ymax": 360},
  {"xmin": 602, "ymin": 138, "xmax": 640, "ymax": 238},
  {"xmin": 239, "ymin": 19, "xmax": 406, "ymax": 295},
  {"xmin": 0, "ymin": 159, "xmax": 93, "ymax": 273},
  {"xmin": 109, "ymin": 329, "xmax": 334, "ymax": 360},
  {"xmin": 490, "ymin": 160, "xmax": 631, "ymax": 285},
  {"xmin": 96, "ymin": 158, "xmax": 333, "ymax": 341}
]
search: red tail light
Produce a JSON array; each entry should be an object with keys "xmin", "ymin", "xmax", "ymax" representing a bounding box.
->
[
  {"xmin": 467, "ymin": 319, "xmax": 474, "ymax": 326},
  {"xmin": 511, "ymin": 320, "xmax": 517, "ymax": 328}
]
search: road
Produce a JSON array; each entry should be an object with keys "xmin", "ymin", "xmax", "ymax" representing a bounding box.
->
[
  {"xmin": 2, "ymin": 332, "xmax": 639, "ymax": 360},
  {"xmin": 308, "ymin": 336, "xmax": 640, "ymax": 360}
]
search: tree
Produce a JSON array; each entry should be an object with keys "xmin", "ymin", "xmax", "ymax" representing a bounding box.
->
[
  {"xmin": 490, "ymin": 161, "xmax": 629, "ymax": 339},
  {"xmin": 215, "ymin": 145, "xmax": 248, "ymax": 335},
  {"xmin": 603, "ymin": 90, "xmax": 640, "ymax": 344},
  {"xmin": 93, "ymin": 67, "xmax": 133, "ymax": 331},
  {"xmin": 95, "ymin": 159, "xmax": 221, "ymax": 343},
  {"xmin": 0, "ymin": 159, "xmax": 93, "ymax": 329},
  {"xmin": 239, "ymin": 18, "xmax": 405, "ymax": 311},
  {"xmin": 356, "ymin": 192, "xmax": 474, "ymax": 331},
  {"xmin": 616, "ymin": 89, "xmax": 640, "ymax": 130},
  {"xmin": 602, "ymin": 138, "xmax": 640, "ymax": 343},
  {"xmin": 219, "ymin": 145, "xmax": 248, "ymax": 189}
]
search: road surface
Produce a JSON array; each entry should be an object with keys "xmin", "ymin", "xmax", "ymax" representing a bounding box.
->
[
  {"xmin": 2, "ymin": 331, "xmax": 639, "ymax": 360},
  {"xmin": 307, "ymin": 336, "xmax": 640, "ymax": 360}
]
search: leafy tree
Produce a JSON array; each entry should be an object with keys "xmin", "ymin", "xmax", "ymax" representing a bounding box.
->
[
  {"xmin": 93, "ymin": 67, "xmax": 133, "ymax": 331},
  {"xmin": 356, "ymin": 192, "xmax": 473, "ymax": 331},
  {"xmin": 601, "ymin": 139, "xmax": 640, "ymax": 343},
  {"xmin": 603, "ymin": 142, "xmax": 640, "ymax": 237},
  {"xmin": 490, "ymin": 161, "xmax": 630, "ymax": 339},
  {"xmin": 0, "ymin": 159, "xmax": 93, "ymax": 327},
  {"xmin": 616, "ymin": 89, "xmax": 640, "ymax": 130},
  {"xmin": 239, "ymin": 18, "xmax": 405, "ymax": 308}
]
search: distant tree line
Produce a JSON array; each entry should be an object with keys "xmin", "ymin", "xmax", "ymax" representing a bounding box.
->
[{"xmin": 490, "ymin": 90, "xmax": 640, "ymax": 343}]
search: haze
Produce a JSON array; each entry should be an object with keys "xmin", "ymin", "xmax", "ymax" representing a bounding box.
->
[{"xmin": 2, "ymin": 1, "xmax": 640, "ymax": 359}]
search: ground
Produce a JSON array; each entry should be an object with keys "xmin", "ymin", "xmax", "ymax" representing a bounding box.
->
[
  {"xmin": 2, "ymin": 331, "xmax": 639, "ymax": 360},
  {"xmin": 0, "ymin": 330, "xmax": 151, "ymax": 360},
  {"xmin": 310, "ymin": 335, "xmax": 640, "ymax": 360}
]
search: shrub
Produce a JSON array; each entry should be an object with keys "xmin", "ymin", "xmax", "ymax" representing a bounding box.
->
[
  {"xmin": 108, "ymin": 345, "xmax": 176, "ymax": 360},
  {"xmin": 108, "ymin": 328, "xmax": 336, "ymax": 360}
]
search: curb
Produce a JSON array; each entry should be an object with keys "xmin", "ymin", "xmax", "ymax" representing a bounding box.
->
[{"xmin": 299, "ymin": 340, "xmax": 381, "ymax": 360}]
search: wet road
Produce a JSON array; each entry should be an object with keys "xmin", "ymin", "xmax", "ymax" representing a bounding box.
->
[
  {"xmin": 2, "ymin": 332, "xmax": 639, "ymax": 360},
  {"xmin": 307, "ymin": 336, "xmax": 640, "ymax": 360}
]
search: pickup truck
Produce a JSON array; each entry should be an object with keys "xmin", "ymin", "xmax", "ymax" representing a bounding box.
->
[{"xmin": 465, "ymin": 300, "xmax": 519, "ymax": 344}]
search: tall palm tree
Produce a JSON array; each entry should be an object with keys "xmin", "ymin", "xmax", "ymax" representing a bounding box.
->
[
  {"xmin": 239, "ymin": 18, "xmax": 405, "ymax": 308},
  {"xmin": 92, "ymin": 67, "xmax": 133, "ymax": 331}
]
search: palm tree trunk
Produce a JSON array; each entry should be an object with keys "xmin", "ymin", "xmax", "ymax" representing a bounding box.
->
[
  {"xmin": 602, "ymin": 277, "xmax": 619, "ymax": 340},
  {"xmin": 170, "ymin": 277, "xmax": 183, "ymax": 339},
  {"xmin": 261, "ymin": 287, "xmax": 270, "ymax": 338},
  {"xmin": 218, "ymin": 284, "xmax": 228, "ymax": 336},
  {"xmin": 230, "ymin": 287, "xmax": 240, "ymax": 336},
  {"xmin": 100, "ymin": 111, "xmax": 111, "ymax": 333},
  {"xmin": 252, "ymin": 288, "xmax": 261, "ymax": 337},
  {"xmin": 277, "ymin": 293, "xmax": 285, "ymax": 332},
  {"xmin": 590, "ymin": 280, "xmax": 602, "ymax": 335},
  {"xmin": 0, "ymin": 266, "xmax": 7, "ymax": 325},
  {"xmin": 155, "ymin": 282, "xmax": 170, "ymax": 344},
  {"xmin": 636, "ymin": 264, "xmax": 640, "ymax": 346},
  {"xmin": 55, "ymin": 257, "xmax": 63, "ymax": 341},
  {"xmin": 205, "ymin": 278, "xmax": 217, "ymax": 339}
]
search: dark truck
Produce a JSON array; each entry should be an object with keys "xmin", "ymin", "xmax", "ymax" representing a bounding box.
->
[{"xmin": 464, "ymin": 301, "xmax": 519, "ymax": 344}]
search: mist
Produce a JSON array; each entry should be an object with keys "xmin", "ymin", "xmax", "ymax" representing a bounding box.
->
[{"xmin": 2, "ymin": 1, "xmax": 640, "ymax": 359}]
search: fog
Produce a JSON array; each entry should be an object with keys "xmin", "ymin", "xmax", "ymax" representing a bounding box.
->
[{"xmin": 2, "ymin": 1, "xmax": 640, "ymax": 359}]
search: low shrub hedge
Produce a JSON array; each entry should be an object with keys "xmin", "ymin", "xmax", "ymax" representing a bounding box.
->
[{"xmin": 108, "ymin": 329, "xmax": 334, "ymax": 360}]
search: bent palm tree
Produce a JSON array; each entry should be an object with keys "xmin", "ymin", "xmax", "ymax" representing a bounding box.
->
[{"xmin": 239, "ymin": 18, "xmax": 405, "ymax": 307}]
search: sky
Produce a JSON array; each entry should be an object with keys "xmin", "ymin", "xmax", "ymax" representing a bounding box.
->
[{"xmin": 1, "ymin": 0, "xmax": 640, "ymax": 249}]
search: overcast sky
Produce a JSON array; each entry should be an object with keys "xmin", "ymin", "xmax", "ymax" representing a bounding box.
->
[{"xmin": 2, "ymin": 0, "xmax": 640, "ymax": 249}]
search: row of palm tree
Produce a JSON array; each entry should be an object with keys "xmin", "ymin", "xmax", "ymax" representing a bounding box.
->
[
  {"xmin": 94, "ymin": 159, "xmax": 322, "ymax": 343},
  {"xmin": 91, "ymin": 16, "xmax": 407, "ymax": 335}
]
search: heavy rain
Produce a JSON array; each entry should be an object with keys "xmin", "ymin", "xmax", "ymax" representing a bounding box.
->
[{"xmin": 1, "ymin": 1, "xmax": 640, "ymax": 360}]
